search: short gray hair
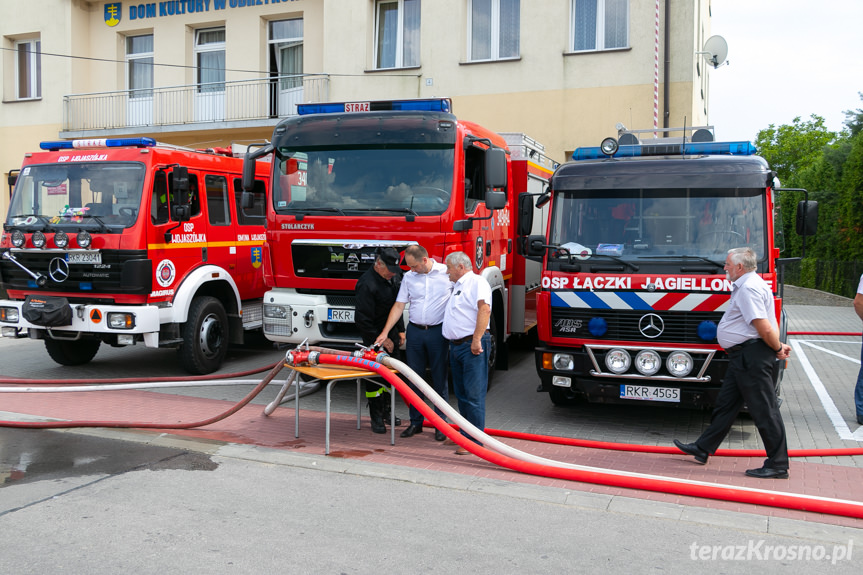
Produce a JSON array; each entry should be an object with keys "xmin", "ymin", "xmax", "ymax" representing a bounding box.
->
[
  {"xmin": 445, "ymin": 251, "xmax": 472, "ymax": 270},
  {"xmin": 727, "ymin": 247, "xmax": 757, "ymax": 271}
]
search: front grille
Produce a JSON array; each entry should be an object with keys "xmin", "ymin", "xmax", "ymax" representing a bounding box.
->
[
  {"xmin": 550, "ymin": 308, "xmax": 721, "ymax": 345},
  {"xmin": 0, "ymin": 249, "xmax": 150, "ymax": 295}
]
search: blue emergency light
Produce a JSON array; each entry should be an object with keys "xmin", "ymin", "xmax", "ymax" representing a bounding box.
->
[
  {"xmin": 297, "ymin": 98, "xmax": 452, "ymax": 115},
  {"xmin": 39, "ymin": 138, "xmax": 157, "ymax": 151},
  {"xmin": 572, "ymin": 140, "xmax": 757, "ymax": 161}
]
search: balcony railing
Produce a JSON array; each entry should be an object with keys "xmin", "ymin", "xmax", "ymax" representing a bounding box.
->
[{"xmin": 62, "ymin": 75, "xmax": 329, "ymax": 132}]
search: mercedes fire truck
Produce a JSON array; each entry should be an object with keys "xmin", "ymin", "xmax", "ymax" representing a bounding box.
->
[
  {"xmin": 521, "ymin": 128, "xmax": 817, "ymax": 408},
  {"xmin": 242, "ymin": 99, "xmax": 554, "ymax": 371},
  {"xmin": 0, "ymin": 138, "xmax": 270, "ymax": 374}
]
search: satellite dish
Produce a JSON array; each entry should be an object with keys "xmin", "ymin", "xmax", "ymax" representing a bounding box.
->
[{"xmin": 700, "ymin": 35, "xmax": 728, "ymax": 68}]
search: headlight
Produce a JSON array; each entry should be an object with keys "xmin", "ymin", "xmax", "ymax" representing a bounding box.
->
[
  {"xmin": 11, "ymin": 230, "xmax": 25, "ymax": 248},
  {"xmin": 264, "ymin": 305, "xmax": 289, "ymax": 319},
  {"xmin": 107, "ymin": 312, "xmax": 135, "ymax": 329},
  {"xmin": 666, "ymin": 351, "xmax": 694, "ymax": 378},
  {"xmin": 77, "ymin": 230, "xmax": 92, "ymax": 249},
  {"xmin": 54, "ymin": 231, "xmax": 69, "ymax": 248},
  {"xmin": 604, "ymin": 348, "xmax": 631, "ymax": 374},
  {"xmin": 634, "ymin": 350, "xmax": 662, "ymax": 376},
  {"xmin": 31, "ymin": 231, "xmax": 46, "ymax": 248},
  {"xmin": 0, "ymin": 307, "xmax": 20, "ymax": 323},
  {"xmin": 552, "ymin": 353, "xmax": 574, "ymax": 370}
]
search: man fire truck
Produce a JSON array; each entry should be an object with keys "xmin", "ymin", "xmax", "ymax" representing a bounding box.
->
[
  {"xmin": 0, "ymin": 138, "xmax": 270, "ymax": 374},
  {"xmin": 242, "ymin": 99, "xmax": 554, "ymax": 372},
  {"xmin": 521, "ymin": 128, "xmax": 817, "ymax": 408}
]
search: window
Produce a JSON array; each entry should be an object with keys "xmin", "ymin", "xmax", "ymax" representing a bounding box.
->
[
  {"xmin": 195, "ymin": 28, "xmax": 225, "ymax": 93},
  {"xmin": 269, "ymin": 18, "xmax": 303, "ymax": 116},
  {"xmin": 572, "ymin": 0, "xmax": 628, "ymax": 52},
  {"xmin": 469, "ymin": 0, "xmax": 519, "ymax": 61},
  {"xmin": 375, "ymin": 0, "xmax": 420, "ymax": 69},
  {"xmin": 126, "ymin": 35, "xmax": 153, "ymax": 98},
  {"xmin": 15, "ymin": 39, "xmax": 41, "ymax": 99},
  {"xmin": 205, "ymin": 175, "xmax": 231, "ymax": 226}
]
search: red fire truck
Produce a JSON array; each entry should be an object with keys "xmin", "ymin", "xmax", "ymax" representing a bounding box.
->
[
  {"xmin": 242, "ymin": 99, "xmax": 555, "ymax": 371},
  {"xmin": 0, "ymin": 138, "xmax": 270, "ymax": 374},
  {"xmin": 521, "ymin": 129, "xmax": 817, "ymax": 407}
]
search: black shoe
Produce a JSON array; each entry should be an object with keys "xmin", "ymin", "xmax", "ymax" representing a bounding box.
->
[
  {"xmin": 370, "ymin": 417, "xmax": 386, "ymax": 434},
  {"xmin": 745, "ymin": 466, "xmax": 789, "ymax": 479},
  {"xmin": 400, "ymin": 424, "xmax": 423, "ymax": 438},
  {"xmin": 435, "ymin": 429, "xmax": 446, "ymax": 442},
  {"xmin": 673, "ymin": 440, "xmax": 709, "ymax": 464}
]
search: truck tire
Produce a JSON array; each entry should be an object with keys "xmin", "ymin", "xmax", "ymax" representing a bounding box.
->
[
  {"xmin": 180, "ymin": 296, "xmax": 228, "ymax": 375},
  {"xmin": 44, "ymin": 337, "xmax": 101, "ymax": 366}
]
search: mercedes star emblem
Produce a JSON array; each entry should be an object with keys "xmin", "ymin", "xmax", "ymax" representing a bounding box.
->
[
  {"xmin": 638, "ymin": 313, "xmax": 664, "ymax": 339},
  {"xmin": 48, "ymin": 257, "xmax": 70, "ymax": 283}
]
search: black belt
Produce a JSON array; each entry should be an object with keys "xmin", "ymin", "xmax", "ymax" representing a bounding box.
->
[
  {"xmin": 450, "ymin": 330, "xmax": 489, "ymax": 345},
  {"xmin": 409, "ymin": 322, "xmax": 441, "ymax": 330},
  {"xmin": 726, "ymin": 338, "xmax": 761, "ymax": 353}
]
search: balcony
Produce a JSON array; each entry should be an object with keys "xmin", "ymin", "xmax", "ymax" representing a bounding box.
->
[{"xmin": 60, "ymin": 75, "xmax": 329, "ymax": 137}]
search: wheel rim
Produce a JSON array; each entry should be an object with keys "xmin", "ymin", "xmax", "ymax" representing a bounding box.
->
[{"xmin": 198, "ymin": 313, "xmax": 223, "ymax": 358}]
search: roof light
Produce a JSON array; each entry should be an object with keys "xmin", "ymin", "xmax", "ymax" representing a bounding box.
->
[
  {"xmin": 297, "ymin": 98, "xmax": 452, "ymax": 116},
  {"xmin": 39, "ymin": 138, "xmax": 157, "ymax": 151},
  {"xmin": 572, "ymin": 140, "xmax": 757, "ymax": 161}
]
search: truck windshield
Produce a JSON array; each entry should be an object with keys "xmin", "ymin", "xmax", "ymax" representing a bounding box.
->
[
  {"xmin": 273, "ymin": 146, "xmax": 454, "ymax": 216},
  {"xmin": 6, "ymin": 162, "xmax": 146, "ymax": 231},
  {"xmin": 549, "ymin": 188, "xmax": 766, "ymax": 262}
]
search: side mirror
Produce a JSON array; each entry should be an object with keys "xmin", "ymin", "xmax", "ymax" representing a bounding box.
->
[
  {"xmin": 796, "ymin": 200, "xmax": 818, "ymax": 236},
  {"xmin": 485, "ymin": 190, "xmax": 506, "ymax": 210},
  {"xmin": 453, "ymin": 219, "xmax": 472, "ymax": 231},
  {"xmin": 526, "ymin": 234, "xmax": 546, "ymax": 257},
  {"xmin": 485, "ymin": 147, "xmax": 507, "ymax": 189},
  {"xmin": 173, "ymin": 166, "xmax": 190, "ymax": 206},
  {"xmin": 243, "ymin": 143, "xmax": 274, "ymax": 193},
  {"xmin": 517, "ymin": 193, "xmax": 534, "ymax": 237},
  {"xmin": 241, "ymin": 191, "xmax": 255, "ymax": 210}
]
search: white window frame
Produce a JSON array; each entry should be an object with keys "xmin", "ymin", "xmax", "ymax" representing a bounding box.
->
[
  {"xmin": 570, "ymin": 0, "xmax": 629, "ymax": 53},
  {"xmin": 15, "ymin": 38, "xmax": 41, "ymax": 100},
  {"xmin": 468, "ymin": 0, "xmax": 520, "ymax": 62},
  {"xmin": 374, "ymin": 0, "xmax": 421, "ymax": 70},
  {"xmin": 125, "ymin": 34, "xmax": 154, "ymax": 99},
  {"xmin": 195, "ymin": 27, "xmax": 226, "ymax": 93}
]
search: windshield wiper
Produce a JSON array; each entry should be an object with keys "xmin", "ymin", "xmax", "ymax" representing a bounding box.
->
[
  {"xmin": 638, "ymin": 254, "xmax": 723, "ymax": 267},
  {"xmin": 284, "ymin": 206, "xmax": 346, "ymax": 216},
  {"xmin": 345, "ymin": 207, "xmax": 420, "ymax": 218},
  {"xmin": 587, "ymin": 253, "xmax": 639, "ymax": 271},
  {"xmin": 82, "ymin": 213, "xmax": 111, "ymax": 233}
]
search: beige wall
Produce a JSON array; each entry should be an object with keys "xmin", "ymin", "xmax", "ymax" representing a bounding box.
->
[{"xmin": 1, "ymin": 0, "xmax": 714, "ymax": 217}]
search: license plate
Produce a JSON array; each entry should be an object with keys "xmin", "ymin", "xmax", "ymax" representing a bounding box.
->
[
  {"xmin": 66, "ymin": 251, "xmax": 101, "ymax": 264},
  {"xmin": 327, "ymin": 308, "xmax": 354, "ymax": 323},
  {"xmin": 620, "ymin": 384, "xmax": 680, "ymax": 403}
]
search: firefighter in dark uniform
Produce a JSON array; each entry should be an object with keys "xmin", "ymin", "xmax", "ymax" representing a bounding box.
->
[{"xmin": 354, "ymin": 247, "xmax": 406, "ymax": 433}]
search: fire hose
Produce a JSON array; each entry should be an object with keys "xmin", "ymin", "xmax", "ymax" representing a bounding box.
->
[{"xmin": 1, "ymin": 344, "xmax": 863, "ymax": 519}]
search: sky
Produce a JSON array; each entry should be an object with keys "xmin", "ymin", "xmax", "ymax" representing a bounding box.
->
[{"xmin": 707, "ymin": 0, "xmax": 863, "ymax": 142}]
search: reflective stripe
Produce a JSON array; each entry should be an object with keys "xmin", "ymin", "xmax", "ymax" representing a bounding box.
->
[{"xmin": 365, "ymin": 387, "xmax": 389, "ymax": 398}]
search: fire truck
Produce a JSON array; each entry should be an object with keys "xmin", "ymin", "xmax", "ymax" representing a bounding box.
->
[
  {"xmin": 521, "ymin": 128, "xmax": 817, "ymax": 408},
  {"xmin": 241, "ymin": 99, "xmax": 555, "ymax": 371},
  {"xmin": 0, "ymin": 138, "xmax": 270, "ymax": 374}
]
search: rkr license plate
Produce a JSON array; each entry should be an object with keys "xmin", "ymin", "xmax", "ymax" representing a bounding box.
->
[
  {"xmin": 66, "ymin": 251, "xmax": 101, "ymax": 264},
  {"xmin": 327, "ymin": 308, "xmax": 354, "ymax": 323},
  {"xmin": 620, "ymin": 385, "xmax": 680, "ymax": 402}
]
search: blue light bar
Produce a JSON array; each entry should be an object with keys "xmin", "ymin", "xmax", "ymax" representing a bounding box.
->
[
  {"xmin": 572, "ymin": 140, "xmax": 757, "ymax": 161},
  {"xmin": 40, "ymin": 138, "xmax": 157, "ymax": 151},
  {"xmin": 297, "ymin": 98, "xmax": 452, "ymax": 116}
]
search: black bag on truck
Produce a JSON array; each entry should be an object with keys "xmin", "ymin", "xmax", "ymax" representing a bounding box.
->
[{"xmin": 22, "ymin": 295, "xmax": 73, "ymax": 327}]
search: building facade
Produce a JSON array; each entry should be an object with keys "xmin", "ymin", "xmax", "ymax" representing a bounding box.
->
[{"xmin": 1, "ymin": 0, "xmax": 715, "ymax": 216}]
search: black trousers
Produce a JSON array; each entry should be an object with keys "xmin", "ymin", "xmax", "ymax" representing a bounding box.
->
[{"xmin": 695, "ymin": 339, "xmax": 789, "ymax": 470}]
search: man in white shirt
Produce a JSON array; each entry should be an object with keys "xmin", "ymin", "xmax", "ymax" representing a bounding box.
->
[
  {"xmin": 442, "ymin": 251, "xmax": 492, "ymax": 455},
  {"xmin": 674, "ymin": 247, "xmax": 791, "ymax": 478},
  {"xmin": 376, "ymin": 245, "xmax": 452, "ymax": 440}
]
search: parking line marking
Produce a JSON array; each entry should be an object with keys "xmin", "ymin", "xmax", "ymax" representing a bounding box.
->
[{"xmin": 790, "ymin": 339, "xmax": 863, "ymax": 441}]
